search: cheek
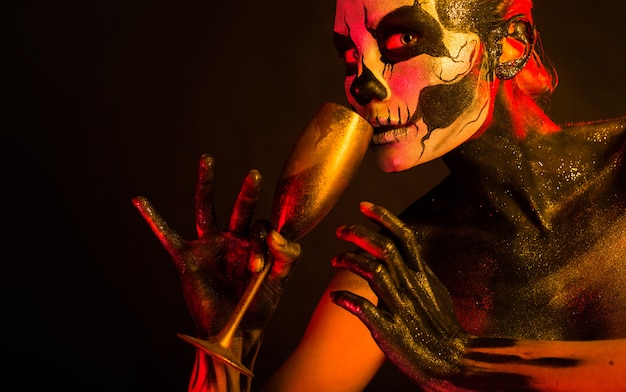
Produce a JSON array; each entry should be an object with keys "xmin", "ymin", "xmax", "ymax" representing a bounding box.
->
[
  {"xmin": 344, "ymin": 76, "xmax": 357, "ymax": 106},
  {"xmin": 385, "ymin": 57, "xmax": 441, "ymax": 104},
  {"xmin": 437, "ymin": 37, "xmax": 479, "ymax": 82},
  {"xmin": 419, "ymin": 67, "xmax": 483, "ymax": 131}
]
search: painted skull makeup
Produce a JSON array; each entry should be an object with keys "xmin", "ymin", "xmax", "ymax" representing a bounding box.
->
[{"xmin": 334, "ymin": 0, "xmax": 495, "ymax": 172}]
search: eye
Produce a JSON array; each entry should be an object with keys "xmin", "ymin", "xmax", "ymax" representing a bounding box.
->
[
  {"xmin": 384, "ymin": 32, "xmax": 420, "ymax": 50},
  {"xmin": 337, "ymin": 46, "xmax": 359, "ymax": 75},
  {"xmin": 334, "ymin": 33, "xmax": 359, "ymax": 75},
  {"xmin": 343, "ymin": 47, "xmax": 359, "ymax": 66}
]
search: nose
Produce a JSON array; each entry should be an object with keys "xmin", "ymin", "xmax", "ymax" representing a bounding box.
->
[{"xmin": 349, "ymin": 64, "xmax": 387, "ymax": 105}]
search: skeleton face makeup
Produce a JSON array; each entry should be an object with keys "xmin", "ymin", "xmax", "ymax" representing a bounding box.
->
[{"xmin": 334, "ymin": 0, "xmax": 495, "ymax": 172}]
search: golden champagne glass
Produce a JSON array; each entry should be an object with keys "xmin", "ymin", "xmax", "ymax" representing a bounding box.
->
[{"xmin": 178, "ymin": 102, "xmax": 373, "ymax": 377}]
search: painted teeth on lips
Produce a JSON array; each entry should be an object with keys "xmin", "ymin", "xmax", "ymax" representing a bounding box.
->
[{"xmin": 371, "ymin": 125, "xmax": 411, "ymax": 145}]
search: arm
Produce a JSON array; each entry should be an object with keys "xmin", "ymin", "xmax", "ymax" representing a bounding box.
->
[
  {"xmin": 133, "ymin": 155, "xmax": 300, "ymax": 392},
  {"xmin": 261, "ymin": 269, "xmax": 386, "ymax": 392},
  {"xmin": 330, "ymin": 201, "xmax": 626, "ymax": 391},
  {"xmin": 458, "ymin": 337, "xmax": 626, "ymax": 391}
]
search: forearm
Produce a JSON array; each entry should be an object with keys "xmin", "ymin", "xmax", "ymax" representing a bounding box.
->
[{"xmin": 453, "ymin": 337, "xmax": 626, "ymax": 391}]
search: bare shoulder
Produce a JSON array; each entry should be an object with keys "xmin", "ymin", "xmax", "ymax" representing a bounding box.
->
[{"xmin": 559, "ymin": 116, "xmax": 626, "ymax": 145}]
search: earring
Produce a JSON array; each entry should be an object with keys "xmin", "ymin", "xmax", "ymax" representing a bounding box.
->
[
  {"xmin": 496, "ymin": 58, "xmax": 527, "ymax": 80},
  {"xmin": 495, "ymin": 17, "xmax": 536, "ymax": 80}
]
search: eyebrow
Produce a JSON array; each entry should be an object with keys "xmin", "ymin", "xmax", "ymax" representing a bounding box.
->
[
  {"xmin": 333, "ymin": 3, "xmax": 445, "ymax": 56},
  {"xmin": 375, "ymin": 5, "xmax": 436, "ymax": 36},
  {"xmin": 377, "ymin": 5, "xmax": 449, "ymax": 56},
  {"xmin": 333, "ymin": 32, "xmax": 353, "ymax": 53}
]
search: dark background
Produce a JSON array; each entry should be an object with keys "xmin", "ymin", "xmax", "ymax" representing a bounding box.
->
[{"xmin": 4, "ymin": 1, "xmax": 625, "ymax": 390}]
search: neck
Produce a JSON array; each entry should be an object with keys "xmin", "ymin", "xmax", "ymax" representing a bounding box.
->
[{"xmin": 442, "ymin": 81, "xmax": 561, "ymax": 230}]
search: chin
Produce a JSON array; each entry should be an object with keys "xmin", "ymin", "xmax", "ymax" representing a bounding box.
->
[{"xmin": 371, "ymin": 143, "xmax": 425, "ymax": 173}]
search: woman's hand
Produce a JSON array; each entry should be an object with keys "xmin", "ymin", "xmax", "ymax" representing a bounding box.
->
[
  {"xmin": 330, "ymin": 201, "xmax": 471, "ymax": 383},
  {"xmin": 132, "ymin": 154, "xmax": 300, "ymax": 340}
]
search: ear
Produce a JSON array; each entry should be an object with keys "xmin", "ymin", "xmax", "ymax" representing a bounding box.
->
[{"xmin": 495, "ymin": 16, "xmax": 536, "ymax": 80}]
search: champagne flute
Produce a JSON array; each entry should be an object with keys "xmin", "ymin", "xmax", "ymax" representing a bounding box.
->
[{"xmin": 178, "ymin": 102, "xmax": 373, "ymax": 377}]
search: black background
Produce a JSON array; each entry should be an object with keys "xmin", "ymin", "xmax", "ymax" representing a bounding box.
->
[{"xmin": 4, "ymin": 1, "xmax": 625, "ymax": 390}]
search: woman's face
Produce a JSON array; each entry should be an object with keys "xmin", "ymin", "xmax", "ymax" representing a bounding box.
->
[{"xmin": 334, "ymin": 0, "xmax": 494, "ymax": 172}]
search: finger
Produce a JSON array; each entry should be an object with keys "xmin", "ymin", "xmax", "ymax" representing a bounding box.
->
[
  {"xmin": 248, "ymin": 251, "xmax": 265, "ymax": 274},
  {"xmin": 228, "ymin": 169, "xmax": 263, "ymax": 233},
  {"xmin": 359, "ymin": 201, "xmax": 421, "ymax": 268},
  {"xmin": 329, "ymin": 290, "xmax": 392, "ymax": 336},
  {"xmin": 248, "ymin": 220, "xmax": 269, "ymax": 273},
  {"xmin": 359, "ymin": 201, "xmax": 404, "ymax": 235},
  {"xmin": 360, "ymin": 203, "xmax": 450, "ymax": 313},
  {"xmin": 195, "ymin": 154, "xmax": 216, "ymax": 237},
  {"xmin": 335, "ymin": 224, "xmax": 399, "ymax": 263},
  {"xmin": 333, "ymin": 255, "xmax": 436, "ymax": 330},
  {"xmin": 331, "ymin": 252, "xmax": 404, "ymax": 311},
  {"xmin": 355, "ymin": 203, "xmax": 441, "ymax": 307},
  {"xmin": 267, "ymin": 230, "xmax": 301, "ymax": 278},
  {"xmin": 332, "ymin": 253, "xmax": 439, "ymax": 330},
  {"xmin": 132, "ymin": 196, "xmax": 185, "ymax": 258},
  {"xmin": 335, "ymin": 223, "xmax": 406, "ymax": 285}
]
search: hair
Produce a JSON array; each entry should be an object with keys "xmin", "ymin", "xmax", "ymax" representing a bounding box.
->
[{"xmin": 435, "ymin": 0, "xmax": 558, "ymax": 103}]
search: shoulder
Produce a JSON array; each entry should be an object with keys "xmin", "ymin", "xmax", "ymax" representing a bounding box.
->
[
  {"xmin": 558, "ymin": 117, "xmax": 626, "ymax": 149},
  {"xmin": 529, "ymin": 117, "xmax": 626, "ymax": 169}
]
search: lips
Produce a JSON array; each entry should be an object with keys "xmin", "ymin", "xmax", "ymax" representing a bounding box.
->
[{"xmin": 371, "ymin": 125, "xmax": 414, "ymax": 145}]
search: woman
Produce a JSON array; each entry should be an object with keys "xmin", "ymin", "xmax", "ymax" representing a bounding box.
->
[{"xmin": 135, "ymin": 0, "xmax": 626, "ymax": 390}]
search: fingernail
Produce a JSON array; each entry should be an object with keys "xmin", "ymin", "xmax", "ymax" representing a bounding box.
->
[
  {"xmin": 249, "ymin": 254, "xmax": 264, "ymax": 273},
  {"xmin": 271, "ymin": 231, "xmax": 286, "ymax": 247},
  {"xmin": 335, "ymin": 225, "xmax": 349, "ymax": 239},
  {"xmin": 360, "ymin": 201, "xmax": 374, "ymax": 211}
]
